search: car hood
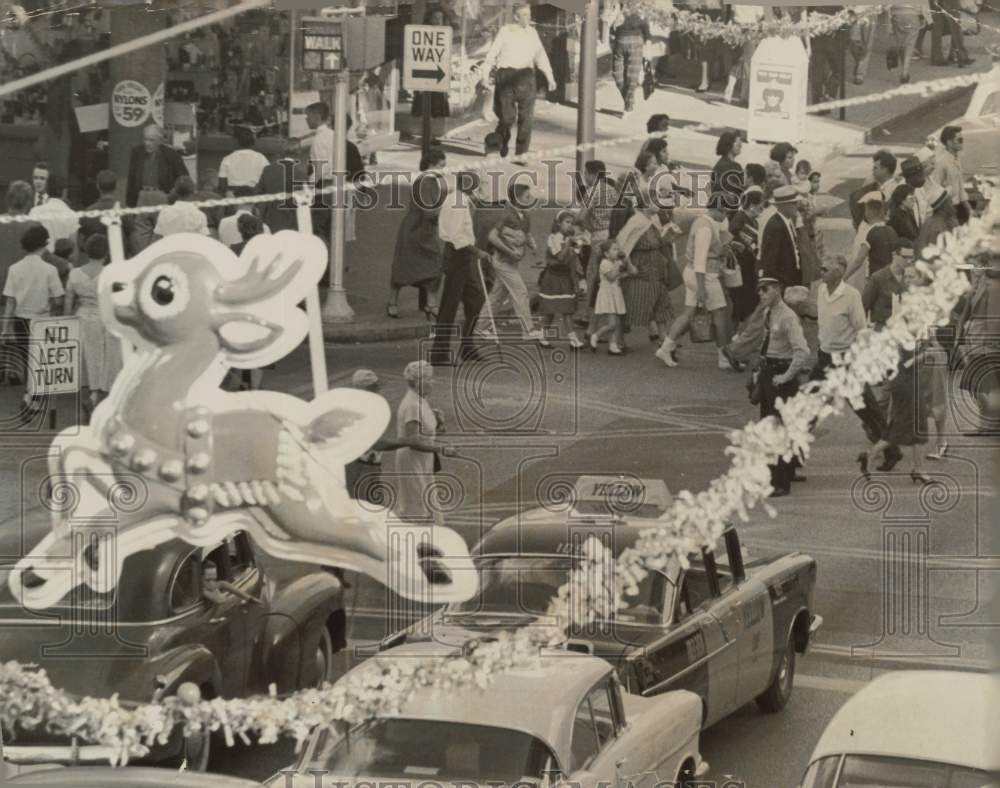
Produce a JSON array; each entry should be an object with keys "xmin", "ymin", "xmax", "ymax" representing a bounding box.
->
[{"xmin": 275, "ymin": 774, "xmax": 498, "ymax": 788}]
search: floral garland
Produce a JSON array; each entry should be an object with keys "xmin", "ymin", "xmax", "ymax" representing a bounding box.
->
[
  {"xmin": 1, "ymin": 192, "xmax": 996, "ymax": 764},
  {"xmin": 634, "ymin": 2, "xmax": 881, "ymax": 46}
]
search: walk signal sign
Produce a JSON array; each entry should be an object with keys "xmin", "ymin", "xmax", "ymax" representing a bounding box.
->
[{"xmin": 403, "ymin": 24, "xmax": 452, "ymax": 93}]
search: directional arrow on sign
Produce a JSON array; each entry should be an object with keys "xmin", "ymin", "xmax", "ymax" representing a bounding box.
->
[{"xmin": 413, "ymin": 64, "xmax": 446, "ymax": 82}]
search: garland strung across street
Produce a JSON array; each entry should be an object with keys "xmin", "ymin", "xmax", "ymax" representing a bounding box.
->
[
  {"xmin": 1, "ymin": 187, "xmax": 996, "ymax": 764},
  {"xmin": 633, "ymin": 2, "xmax": 880, "ymax": 46}
]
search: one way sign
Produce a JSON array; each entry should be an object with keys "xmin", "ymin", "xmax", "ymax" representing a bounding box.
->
[{"xmin": 403, "ymin": 24, "xmax": 452, "ymax": 93}]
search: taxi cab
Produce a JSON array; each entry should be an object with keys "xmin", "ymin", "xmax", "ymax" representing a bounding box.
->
[
  {"xmin": 800, "ymin": 670, "xmax": 999, "ymax": 788},
  {"xmin": 383, "ymin": 475, "xmax": 823, "ymax": 729}
]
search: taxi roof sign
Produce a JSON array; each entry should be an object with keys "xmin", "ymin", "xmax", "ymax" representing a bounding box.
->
[{"xmin": 571, "ymin": 476, "xmax": 672, "ymax": 519}]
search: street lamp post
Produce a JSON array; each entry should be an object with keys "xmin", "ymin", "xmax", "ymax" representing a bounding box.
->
[
  {"xmin": 321, "ymin": 68, "xmax": 356, "ymax": 325},
  {"xmin": 575, "ymin": 0, "xmax": 599, "ymax": 174}
]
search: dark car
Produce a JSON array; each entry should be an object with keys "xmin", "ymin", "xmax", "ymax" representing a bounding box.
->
[
  {"xmin": 379, "ymin": 476, "xmax": 823, "ymax": 729},
  {"xmin": 0, "ymin": 510, "xmax": 345, "ymax": 773}
]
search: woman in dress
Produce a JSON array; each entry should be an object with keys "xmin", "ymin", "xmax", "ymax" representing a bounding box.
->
[
  {"xmin": 728, "ymin": 188, "xmax": 764, "ymax": 326},
  {"xmin": 618, "ymin": 192, "xmax": 680, "ymax": 345},
  {"xmin": 64, "ymin": 234, "xmax": 122, "ymax": 417},
  {"xmin": 866, "ymin": 266, "xmax": 933, "ymax": 485},
  {"xmin": 392, "ymin": 360, "xmax": 456, "ymax": 525},
  {"xmin": 711, "ymin": 130, "xmax": 744, "ymax": 212},
  {"xmin": 846, "ymin": 192, "xmax": 900, "ymax": 291},
  {"xmin": 387, "ymin": 148, "xmax": 447, "ymax": 319},
  {"xmin": 887, "ymin": 183, "xmax": 920, "ymax": 248}
]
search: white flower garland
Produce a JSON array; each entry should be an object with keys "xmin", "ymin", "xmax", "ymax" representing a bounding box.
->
[{"xmin": 0, "ymin": 191, "xmax": 996, "ymax": 767}]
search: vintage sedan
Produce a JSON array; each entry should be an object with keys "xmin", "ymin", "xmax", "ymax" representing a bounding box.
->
[
  {"xmin": 1, "ymin": 765, "xmax": 264, "ymax": 787},
  {"xmin": 273, "ymin": 642, "xmax": 707, "ymax": 788},
  {"xmin": 381, "ymin": 476, "xmax": 822, "ymax": 728},
  {"xmin": 799, "ymin": 670, "xmax": 999, "ymax": 787},
  {"xmin": 0, "ymin": 513, "xmax": 346, "ymax": 773}
]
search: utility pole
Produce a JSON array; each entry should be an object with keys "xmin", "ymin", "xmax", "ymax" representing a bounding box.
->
[{"xmin": 575, "ymin": 0, "xmax": 599, "ymax": 174}]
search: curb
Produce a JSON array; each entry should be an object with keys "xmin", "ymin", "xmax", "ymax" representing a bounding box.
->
[
  {"xmin": 807, "ymin": 642, "xmax": 994, "ymax": 673},
  {"xmin": 322, "ymin": 317, "xmax": 431, "ymax": 345}
]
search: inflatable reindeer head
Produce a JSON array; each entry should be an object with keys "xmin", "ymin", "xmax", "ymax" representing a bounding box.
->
[{"xmin": 101, "ymin": 231, "xmax": 324, "ymax": 371}]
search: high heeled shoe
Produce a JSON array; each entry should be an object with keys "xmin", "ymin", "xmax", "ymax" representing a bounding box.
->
[
  {"xmin": 386, "ymin": 304, "xmax": 400, "ymax": 319},
  {"xmin": 856, "ymin": 452, "xmax": 870, "ymax": 479},
  {"xmin": 927, "ymin": 441, "xmax": 949, "ymax": 461},
  {"xmin": 423, "ymin": 306, "xmax": 438, "ymax": 322},
  {"xmin": 910, "ymin": 471, "xmax": 933, "ymax": 486}
]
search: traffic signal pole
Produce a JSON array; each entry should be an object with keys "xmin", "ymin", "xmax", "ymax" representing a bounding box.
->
[
  {"xmin": 575, "ymin": 0, "xmax": 599, "ymax": 174},
  {"xmin": 321, "ymin": 68, "xmax": 355, "ymax": 325}
]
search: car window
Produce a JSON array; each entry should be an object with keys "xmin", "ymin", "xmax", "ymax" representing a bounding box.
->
[
  {"xmin": 837, "ymin": 754, "xmax": 993, "ymax": 787},
  {"xmin": 170, "ymin": 551, "xmax": 202, "ymax": 611},
  {"xmin": 801, "ymin": 756, "xmax": 839, "ymax": 788},
  {"xmin": 587, "ymin": 683, "xmax": 616, "ymax": 745},
  {"xmin": 569, "ymin": 696, "xmax": 600, "ymax": 772},
  {"xmin": 979, "ymin": 90, "xmax": 1000, "ymax": 116},
  {"xmin": 227, "ymin": 534, "xmax": 255, "ymax": 580},
  {"xmin": 680, "ymin": 567, "xmax": 712, "ymax": 614}
]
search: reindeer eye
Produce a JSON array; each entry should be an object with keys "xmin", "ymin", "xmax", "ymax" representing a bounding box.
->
[
  {"xmin": 139, "ymin": 263, "xmax": 190, "ymax": 319},
  {"xmin": 151, "ymin": 276, "xmax": 175, "ymax": 305}
]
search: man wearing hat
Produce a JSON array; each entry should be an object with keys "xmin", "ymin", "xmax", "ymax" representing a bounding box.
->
[
  {"xmin": 915, "ymin": 184, "xmax": 958, "ymax": 258},
  {"xmin": 760, "ymin": 185, "xmax": 802, "ymax": 289},
  {"xmin": 755, "ymin": 276, "xmax": 810, "ymax": 497}
]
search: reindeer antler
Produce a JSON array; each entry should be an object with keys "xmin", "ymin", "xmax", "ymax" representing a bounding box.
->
[{"xmin": 215, "ymin": 254, "xmax": 305, "ymax": 305}]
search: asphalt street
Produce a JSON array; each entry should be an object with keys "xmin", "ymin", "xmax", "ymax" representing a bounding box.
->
[{"xmin": 0, "ymin": 104, "xmax": 995, "ymax": 787}]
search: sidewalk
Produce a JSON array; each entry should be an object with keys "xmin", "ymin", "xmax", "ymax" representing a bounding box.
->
[{"xmin": 331, "ymin": 42, "xmax": 956, "ymax": 343}]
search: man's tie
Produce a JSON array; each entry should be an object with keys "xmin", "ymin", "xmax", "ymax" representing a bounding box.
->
[{"xmin": 760, "ymin": 308, "xmax": 772, "ymax": 357}]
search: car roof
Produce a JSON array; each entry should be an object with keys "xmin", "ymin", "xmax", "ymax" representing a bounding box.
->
[
  {"xmin": 352, "ymin": 642, "xmax": 612, "ymax": 762},
  {"xmin": 5, "ymin": 766, "xmax": 263, "ymax": 787},
  {"xmin": 808, "ymin": 670, "xmax": 1000, "ymax": 771}
]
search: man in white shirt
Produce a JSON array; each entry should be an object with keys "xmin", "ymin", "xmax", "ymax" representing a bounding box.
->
[
  {"xmin": 218, "ymin": 126, "xmax": 270, "ymax": 197},
  {"xmin": 931, "ymin": 125, "xmax": 969, "ymax": 225},
  {"xmin": 28, "ymin": 175, "xmax": 79, "ymax": 253},
  {"xmin": 153, "ymin": 176, "xmax": 211, "ymax": 239},
  {"xmin": 430, "ymin": 172, "xmax": 492, "ymax": 366},
  {"xmin": 483, "ymin": 3, "xmax": 557, "ymax": 162},
  {"xmin": 307, "ymin": 102, "xmax": 336, "ymax": 185},
  {"xmin": 218, "ymin": 206, "xmax": 271, "ymax": 247},
  {"xmin": 1, "ymin": 225, "xmax": 65, "ymax": 406}
]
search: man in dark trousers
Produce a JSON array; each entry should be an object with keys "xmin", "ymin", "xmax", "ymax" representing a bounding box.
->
[
  {"xmin": 125, "ymin": 125, "xmax": 189, "ymax": 208},
  {"xmin": 760, "ymin": 185, "xmax": 802, "ymax": 288},
  {"xmin": 429, "ymin": 171, "xmax": 491, "ymax": 366},
  {"xmin": 720, "ymin": 185, "xmax": 802, "ymax": 370},
  {"xmin": 755, "ymin": 276, "xmax": 810, "ymax": 497},
  {"xmin": 483, "ymin": 3, "xmax": 557, "ymax": 162},
  {"xmin": 257, "ymin": 138, "xmax": 311, "ymax": 233}
]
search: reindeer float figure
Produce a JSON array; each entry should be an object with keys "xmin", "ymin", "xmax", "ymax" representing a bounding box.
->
[{"xmin": 8, "ymin": 232, "xmax": 477, "ymax": 609}]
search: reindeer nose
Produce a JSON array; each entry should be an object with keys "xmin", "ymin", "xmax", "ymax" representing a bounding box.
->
[{"xmin": 111, "ymin": 282, "xmax": 127, "ymax": 293}]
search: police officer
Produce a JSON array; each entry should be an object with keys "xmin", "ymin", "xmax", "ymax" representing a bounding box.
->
[{"xmin": 756, "ymin": 277, "xmax": 810, "ymax": 497}]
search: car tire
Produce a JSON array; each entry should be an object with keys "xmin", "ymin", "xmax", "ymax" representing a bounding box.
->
[
  {"xmin": 314, "ymin": 625, "xmax": 335, "ymax": 687},
  {"xmin": 756, "ymin": 633, "xmax": 795, "ymax": 713}
]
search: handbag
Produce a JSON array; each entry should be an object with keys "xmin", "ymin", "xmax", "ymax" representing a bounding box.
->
[
  {"xmin": 642, "ymin": 59, "xmax": 655, "ymax": 100},
  {"xmin": 721, "ymin": 251, "xmax": 743, "ymax": 289},
  {"xmin": 690, "ymin": 307, "xmax": 712, "ymax": 343}
]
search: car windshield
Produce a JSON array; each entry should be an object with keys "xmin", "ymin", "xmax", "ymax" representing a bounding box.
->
[
  {"xmin": 307, "ymin": 719, "xmax": 556, "ymax": 784},
  {"xmin": 446, "ymin": 556, "xmax": 674, "ymax": 625},
  {"xmin": 835, "ymin": 755, "xmax": 994, "ymax": 788}
]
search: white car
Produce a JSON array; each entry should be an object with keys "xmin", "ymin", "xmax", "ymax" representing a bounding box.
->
[
  {"xmin": 800, "ymin": 670, "xmax": 1000, "ymax": 787},
  {"xmin": 932, "ymin": 61, "xmax": 1000, "ymax": 178},
  {"xmin": 273, "ymin": 642, "xmax": 708, "ymax": 788}
]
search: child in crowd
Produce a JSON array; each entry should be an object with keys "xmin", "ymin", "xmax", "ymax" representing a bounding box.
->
[
  {"xmin": 793, "ymin": 159, "xmax": 812, "ymax": 189},
  {"xmin": 590, "ymin": 238, "xmax": 635, "ymax": 356},
  {"xmin": 495, "ymin": 213, "xmax": 529, "ymax": 265},
  {"xmin": 538, "ymin": 210, "xmax": 584, "ymax": 348}
]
